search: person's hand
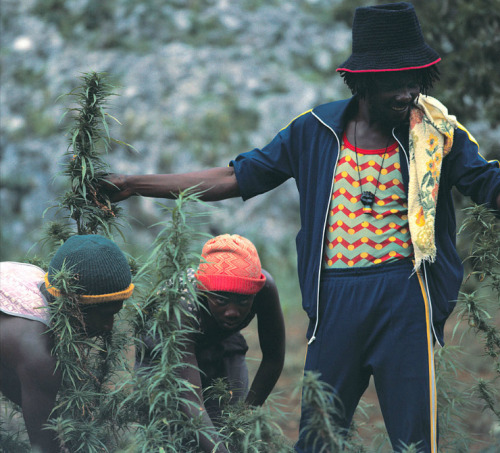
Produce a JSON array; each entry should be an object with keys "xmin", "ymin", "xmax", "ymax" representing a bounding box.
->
[{"xmin": 99, "ymin": 173, "xmax": 133, "ymax": 202}]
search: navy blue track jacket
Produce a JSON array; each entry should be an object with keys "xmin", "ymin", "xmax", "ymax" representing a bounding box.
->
[{"xmin": 231, "ymin": 96, "xmax": 500, "ymax": 346}]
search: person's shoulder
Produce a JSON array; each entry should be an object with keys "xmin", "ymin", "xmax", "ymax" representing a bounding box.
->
[
  {"xmin": 0, "ymin": 313, "xmax": 53, "ymax": 367},
  {"xmin": 279, "ymin": 107, "xmax": 315, "ymax": 132},
  {"xmin": 313, "ymin": 98, "xmax": 353, "ymax": 117},
  {"xmin": 453, "ymin": 122, "xmax": 479, "ymax": 148},
  {"xmin": 253, "ymin": 268, "xmax": 279, "ymax": 312},
  {"xmin": 0, "ymin": 261, "xmax": 45, "ymax": 274},
  {"xmin": 0, "ymin": 262, "xmax": 46, "ymax": 290},
  {"xmin": 261, "ymin": 268, "xmax": 276, "ymax": 287},
  {"xmin": 282, "ymin": 98, "xmax": 351, "ymax": 130}
]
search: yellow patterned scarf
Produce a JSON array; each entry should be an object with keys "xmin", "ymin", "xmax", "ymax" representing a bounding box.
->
[{"xmin": 408, "ymin": 95, "xmax": 458, "ymax": 269}]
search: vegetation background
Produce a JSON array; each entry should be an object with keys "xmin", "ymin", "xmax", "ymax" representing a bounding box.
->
[{"xmin": 1, "ymin": 0, "xmax": 499, "ymax": 451}]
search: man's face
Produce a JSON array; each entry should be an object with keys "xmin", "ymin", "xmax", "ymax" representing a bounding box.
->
[
  {"xmin": 206, "ymin": 291, "xmax": 255, "ymax": 330},
  {"xmin": 365, "ymin": 71, "xmax": 421, "ymax": 127},
  {"xmin": 82, "ymin": 301, "xmax": 124, "ymax": 337}
]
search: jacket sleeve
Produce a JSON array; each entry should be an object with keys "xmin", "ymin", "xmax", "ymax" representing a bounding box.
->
[
  {"xmin": 229, "ymin": 120, "xmax": 300, "ymax": 201},
  {"xmin": 446, "ymin": 125, "xmax": 500, "ymax": 213}
]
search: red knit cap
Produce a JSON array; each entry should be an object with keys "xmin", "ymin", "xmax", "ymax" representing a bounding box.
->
[{"xmin": 195, "ymin": 234, "xmax": 266, "ymax": 295}]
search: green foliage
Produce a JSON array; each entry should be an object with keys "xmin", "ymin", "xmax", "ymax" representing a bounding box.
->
[
  {"xmin": 434, "ymin": 346, "xmax": 476, "ymax": 451},
  {"xmin": 55, "ymin": 71, "xmax": 126, "ymax": 236},
  {"xmin": 0, "ymin": 398, "xmax": 31, "ymax": 453},
  {"xmin": 45, "ymin": 263, "xmax": 135, "ymax": 452},
  {"xmin": 414, "ymin": 0, "xmax": 500, "ymax": 125},
  {"xmin": 220, "ymin": 401, "xmax": 294, "ymax": 453},
  {"xmin": 456, "ymin": 205, "xmax": 500, "ymax": 415},
  {"xmin": 118, "ymin": 191, "xmax": 219, "ymax": 452},
  {"xmin": 297, "ymin": 371, "xmax": 364, "ymax": 453},
  {"xmin": 200, "ymin": 377, "xmax": 293, "ymax": 452},
  {"xmin": 456, "ymin": 205, "xmax": 500, "ymax": 364}
]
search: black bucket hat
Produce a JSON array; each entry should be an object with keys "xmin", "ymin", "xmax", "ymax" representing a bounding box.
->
[{"xmin": 337, "ymin": 2, "xmax": 440, "ymax": 73}]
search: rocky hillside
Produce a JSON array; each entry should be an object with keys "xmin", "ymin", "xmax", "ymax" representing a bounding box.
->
[
  {"xmin": 1, "ymin": 0, "xmax": 498, "ymax": 297},
  {"xmin": 1, "ymin": 0, "xmax": 351, "ymax": 282}
]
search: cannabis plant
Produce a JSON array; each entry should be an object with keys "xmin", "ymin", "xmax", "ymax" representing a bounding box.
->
[
  {"xmin": 296, "ymin": 371, "xmax": 365, "ymax": 453},
  {"xmin": 1, "ymin": 72, "xmax": 139, "ymax": 452},
  {"xmin": 431, "ymin": 205, "xmax": 499, "ymax": 451},
  {"xmin": 118, "ymin": 191, "xmax": 224, "ymax": 452},
  {"xmin": 53, "ymin": 71, "xmax": 128, "ymax": 237},
  {"xmin": 219, "ymin": 398, "xmax": 295, "ymax": 453},
  {"xmin": 456, "ymin": 205, "xmax": 500, "ymax": 418},
  {"xmin": 39, "ymin": 72, "xmax": 140, "ymax": 451},
  {"xmin": 44, "ymin": 264, "xmax": 134, "ymax": 453}
]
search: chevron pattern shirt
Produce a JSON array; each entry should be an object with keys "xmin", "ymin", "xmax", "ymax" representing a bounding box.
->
[{"xmin": 323, "ymin": 134, "xmax": 413, "ymax": 268}]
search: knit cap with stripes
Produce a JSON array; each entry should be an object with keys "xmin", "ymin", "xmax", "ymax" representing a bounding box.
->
[
  {"xmin": 195, "ymin": 234, "xmax": 266, "ymax": 295},
  {"xmin": 45, "ymin": 234, "xmax": 134, "ymax": 305}
]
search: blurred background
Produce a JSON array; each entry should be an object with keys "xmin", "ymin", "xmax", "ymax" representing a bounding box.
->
[{"xmin": 1, "ymin": 0, "xmax": 499, "ymax": 450}]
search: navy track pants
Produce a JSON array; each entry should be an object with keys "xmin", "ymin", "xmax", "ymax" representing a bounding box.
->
[{"xmin": 296, "ymin": 259, "xmax": 437, "ymax": 453}]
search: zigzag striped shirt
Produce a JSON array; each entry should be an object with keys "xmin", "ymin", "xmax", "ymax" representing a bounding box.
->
[{"xmin": 323, "ymin": 134, "xmax": 413, "ymax": 268}]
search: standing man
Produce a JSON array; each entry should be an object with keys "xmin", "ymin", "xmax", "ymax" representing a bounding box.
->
[
  {"xmin": 0, "ymin": 235, "xmax": 134, "ymax": 453},
  {"xmin": 102, "ymin": 3, "xmax": 500, "ymax": 452}
]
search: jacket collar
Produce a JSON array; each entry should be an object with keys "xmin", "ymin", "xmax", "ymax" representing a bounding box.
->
[
  {"xmin": 312, "ymin": 96, "xmax": 412, "ymax": 193},
  {"xmin": 313, "ymin": 95, "xmax": 412, "ymax": 142}
]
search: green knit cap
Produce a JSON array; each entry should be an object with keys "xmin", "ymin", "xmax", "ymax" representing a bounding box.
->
[{"xmin": 45, "ymin": 234, "xmax": 134, "ymax": 305}]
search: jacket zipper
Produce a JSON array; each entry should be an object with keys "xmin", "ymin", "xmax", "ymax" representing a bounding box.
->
[
  {"xmin": 306, "ymin": 121, "xmax": 442, "ymax": 347},
  {"xmin": 392, "ymin": 128, "xmax": 442, "ymax": 347},
  {"xmin": 309, "ymin": 112, "xmax": 341, "ymax": 344}
]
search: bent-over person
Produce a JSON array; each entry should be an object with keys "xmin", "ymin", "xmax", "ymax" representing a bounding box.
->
[
  {"xmin": 0, "ymin": 235, "xmax": 134, "ymax": 452},
  {"xmin": 136, "ymin": 234, "xmax": 285, "ymax": 453}
]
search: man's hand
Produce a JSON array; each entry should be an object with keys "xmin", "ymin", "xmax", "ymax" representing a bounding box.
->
[{"xmin": 99, "ymin": 174, "xmax": 133, "ymax": 203}]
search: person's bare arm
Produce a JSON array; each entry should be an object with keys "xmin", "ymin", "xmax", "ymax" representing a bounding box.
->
[
  {"xmin": 245, "ymin": 269, "xmax": 285, "ymax": 407},
  {"xmin": 1, "ymin": 316, "xmax": 61, "ymax": 452},
  {"xmin": 102, "ymin": 167, "xmax": 240, "ymax": 202},
  {"xmin": 20, "ymin": 351, "xmax": 61, "ymax": 453},
  {"xmin": 178, "ymin": 336, "xmax": 229, "ymax": 453}
]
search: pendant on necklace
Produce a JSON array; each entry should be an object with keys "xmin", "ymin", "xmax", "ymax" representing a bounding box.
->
[{"xmin": 361, "ymin": 191, "xmax": 375, "ymax": 214}]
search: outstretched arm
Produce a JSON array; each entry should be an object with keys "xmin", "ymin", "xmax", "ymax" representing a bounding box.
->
[
  {"xmin": 101, "ymin": 167, "xmax": 240, "ymax": 202},
  {"xmin": 245, "ymin": 269, "xmax": 286, "ymax": 407}
]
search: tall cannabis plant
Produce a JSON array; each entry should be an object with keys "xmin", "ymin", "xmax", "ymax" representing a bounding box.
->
[
  {"xmin": 35, "ymin": 72, "xmax": 138, "ymax": 452},
  {"xmin": 456, "ymin": 205, "xmax": 500, "ymax": 416},
  {"xmin": 1, "ymin": 71, "xmax": 136, "ymax": 452},
  {"xmin": 434, "ymin": 205, "xmax": 499, "ymax": 450},
  {"xmin": 120, "ymin": 191, "xmax": 298, "ymax": 452},
  {"xmin": 118, "ymin": 191, "xmax": 224, "ymax": 452}
]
